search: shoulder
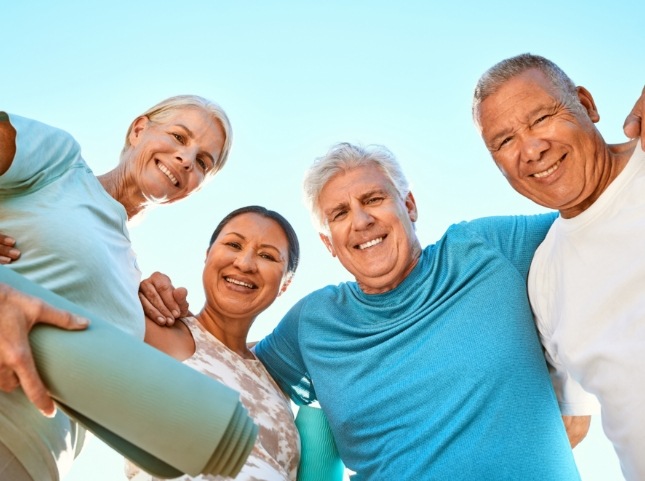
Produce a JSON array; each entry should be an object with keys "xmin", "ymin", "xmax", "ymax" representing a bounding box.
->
[
  {"xmin": 144, "ymin": 317, "xmax": 195, "ymax": 361},
  {"xmin": 443, "ymin": 213, "xmax": 555, "ymax": 242},
  {"xmin": 0, "ymin": 113, "xmax": 85, "ymax": 189}
]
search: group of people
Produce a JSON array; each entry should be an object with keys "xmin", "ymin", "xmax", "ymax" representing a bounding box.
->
[{"xmin": 0, "ymin": 53, "xmax": 644, "ymax": 481}]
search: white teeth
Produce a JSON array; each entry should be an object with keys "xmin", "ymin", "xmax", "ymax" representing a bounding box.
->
[
  {"xmin": 158, "ymin": 163, "xmax": 178, "ymax": 185},
  {"xmin": 358, "ymin": 237, "xmax": 383, "ymax": 250},
  {"xmin": 532, "ymin": 159, "xmax": 561, "ymax": 179},
  {"xmin": 225, "ymin": 277, "xmax": 254, "ymax": 289}
]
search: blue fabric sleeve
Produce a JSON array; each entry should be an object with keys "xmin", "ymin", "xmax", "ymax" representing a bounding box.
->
[
  {"xmin": 255, "ymin": 297, "xmax": 317, "ymax": 404},
  {"xmin": 464, "ymin": 213, "xmax": 557, "ymax": 279}
]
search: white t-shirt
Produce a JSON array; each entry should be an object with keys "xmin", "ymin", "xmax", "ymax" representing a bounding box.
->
[{"xmin": 528, "ymin": 142, "xmax": 645, "ymax": 481}]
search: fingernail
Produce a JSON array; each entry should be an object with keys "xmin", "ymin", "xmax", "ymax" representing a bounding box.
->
[
  {"xmin": 9, "ymin": 248, "xmax": 20, "ymax": 257},
  {"xmin": 172, "ymin": 310, "xmax": 179, "ymax": 317},
  {"xmin": 166, "ymin": 317, "xmax": 174, "ymax": 324},
  {"xmin": 2, "ymin": 237, "xmax": 15, "ymax": 245},
  {"xmin": 157, "ymin": 317, "xmax": 166, "ymax": 324},
  {"xmin": 74, "ymin": 316, "xmax": 89, "ymax": 326}
]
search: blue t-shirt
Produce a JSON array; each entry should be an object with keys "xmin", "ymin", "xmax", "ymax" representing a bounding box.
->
[{"xmin": 256, "ymin": 214, "xmax": 580, "ymax": 480}]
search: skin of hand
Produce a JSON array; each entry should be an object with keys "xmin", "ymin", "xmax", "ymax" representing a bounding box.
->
[
  {"xmin": 0, "ymin": 283, "xmax": 89, "ymax": 416},
  {"xmin": 562, "ymin": 415, "xmax": 591, "ymax": 449},
  {"xmin": 138, "ymin": 271, "xmax": 190, "ymax": 326},
  {"xmin": 0, "ymin": 235, "xmax": 20, "ymax": 265},
  {"xmin": 623, "ymin": 85, "xmax": 645, "ymax": 148}
]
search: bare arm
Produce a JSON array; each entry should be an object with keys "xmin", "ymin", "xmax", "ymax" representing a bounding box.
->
[
  {"xmin": 144, "ymin": 317, "xmax": 194, "ymax": 361},
  {"xmin": 562, "ymin": 415, "xmax": 591, "ymax": 448},
  {"xmin": 0, "ymin": 283, "xmax": 88, "ymax": 416}
]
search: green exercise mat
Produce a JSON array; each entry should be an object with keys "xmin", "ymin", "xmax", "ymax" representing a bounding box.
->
[
  {"xmin": 295, "ymin": 405, "xmax": 344, "ymax": 481},
  {"xmin": 0, "ymin": 265, "xmax": 258, "ymax": 478}
]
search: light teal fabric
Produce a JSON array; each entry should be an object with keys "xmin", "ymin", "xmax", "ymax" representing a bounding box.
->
[
  {"xmin": 0, "ymin": 266, "xmax": 258, "ymax": 478},
  {"xmin": 295, "ymin": 405, "xmax": 344, "ymax": 481}
]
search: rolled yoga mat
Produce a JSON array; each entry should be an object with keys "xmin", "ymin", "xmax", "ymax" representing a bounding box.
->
[
  {"xmin": 295, "ymin": 405, "xmax": 344, "ymax": 481},
  {"xmin": 0, "ymin": 265, "xmax": 258, "ymax": 478}
]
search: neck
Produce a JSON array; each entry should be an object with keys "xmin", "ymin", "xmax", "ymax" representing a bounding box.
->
[
  {"xmin": 560, "ymin": 139, "xmax": 637, "ymax": 219},
  {"xmin": 195, "ymin": 306, "xmax": 255, "ymax": 359},
  {"xmin": 97, "ymin": 167, "xmax": 147, "ymax": 221}
]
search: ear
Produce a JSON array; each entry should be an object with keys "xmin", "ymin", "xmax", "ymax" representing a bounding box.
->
[
  {"xmin": 405, "ymin": 191, "xmax": 418, "ymax": 223},
  {"xmin": 319, "ymin": 233, "xmax": 337, "ymax": 257},
  {"xmin": 576, "ymin": 86, "xmax": 600, "ymax": 123},
  {"xmin": 278, "ymin": 277, "xmax": 292, "ymax": 296},
  {"xmin": 128, "ymin": 116, "xmax": 150, "ymax": 146}
]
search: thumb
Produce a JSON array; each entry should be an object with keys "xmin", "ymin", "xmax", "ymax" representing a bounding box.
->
[
  {"xmin": 172, "ymin": 287, "xmax": 189, "ymax": 317},
  {"xmin": 623, "ymin": 115, "xmax": 641, "ymax": 140}
]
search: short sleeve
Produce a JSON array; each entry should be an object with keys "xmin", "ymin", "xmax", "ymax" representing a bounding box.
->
[
  {"xmin": 464, "ymin": 213, "xmax": 557, "ymax": 279},
  {"xmin": 255, "ymin": 297, "xmax": 317, "ymax": 404},
  {"xmin": 0, "ymin": 113, "xmax": 83, "ymax": 195}
]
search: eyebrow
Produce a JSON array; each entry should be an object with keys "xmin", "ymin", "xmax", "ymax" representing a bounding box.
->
[
  {"xmin": 176, "ymin": 123, "xmax": 216, "ymax": 166},
  {"xmin": 323, "ymin": 188, "xmax": 390, "ymax": 217}
]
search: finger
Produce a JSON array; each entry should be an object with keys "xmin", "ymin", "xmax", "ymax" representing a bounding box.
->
[
  {"xmin": 14, "ymin": 356, "xmax": 56, "ymax": 417},
  {"xmin": 141, "ymin": 273, "xmax": 180, "ymax": 320},
  {"xmin": 0, "ymin": 236, "xmax": 20, "ymax": 262},
  {"xmin": 139, "ymin": 292, "xmax": 169, "ymax": 325},
  {"xmin": 0, "ymin": 235, "xmax": 16, "ymax": 247},
  {"xmin": 172, "ymin": 287, "xmax": 189, "ymax": 317},
  {"xmin": 36, "ymin": 302, "xmax": 89, "ymax": 331},
  {"xmin": 0, "ymin": 368, "xmax": 20, "ymax": 392},
  {"xmin": 623, "ymin": 115, "xmax": 642, "ymax": 140}
]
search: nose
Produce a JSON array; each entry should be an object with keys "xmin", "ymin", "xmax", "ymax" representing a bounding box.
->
[
  {"xmin": 352, "ymin": 206, "xmax": 374, "ymax": 230},
  {"xmin": 520, "ymin": 135, "xmax": 549, "ymax": 163},
  {"xmin": 233, "ymin": 249, "xmax": 257, "ymax": 273},
  {"xmin": 175, "ymin": 147, "xmax": 197, "ymax": 170}
]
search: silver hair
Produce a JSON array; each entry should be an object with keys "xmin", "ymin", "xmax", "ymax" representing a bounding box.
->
[
  {"xmin": 122, "ymin": 94, "xmax": 232, "ymax": 176},
  {"xmin": 303, "ymin": 142, "xmax": 411, "ymax": 233},
  {"xmin": 472, "ymin": 53, "xmax": 584, "ymax": 130}
]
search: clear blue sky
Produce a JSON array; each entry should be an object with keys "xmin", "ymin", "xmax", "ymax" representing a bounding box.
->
[{"xmin": 3, "ymin": 1, "xmax": 643, "ymax": 479}]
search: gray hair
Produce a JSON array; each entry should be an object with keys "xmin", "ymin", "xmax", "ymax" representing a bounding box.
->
[
  {"xmin": 472, "ymin": 53, "xmax": 583, "ymax": 130},
  {"xmin": 303, "ymin": 142, "xmax": 410, "ymax": 233},
  {"xmin": 122, "ymin": 95, "xmax": 233, "ymax": 176}
]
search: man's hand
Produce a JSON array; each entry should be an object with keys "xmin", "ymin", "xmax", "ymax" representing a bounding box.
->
[
  {"xmin": 562, "ymin": 415, "xmax": 591, "ymax": 448},
  {"xmin": 623, "ymin": 85, "xmax": 645, "ymax": 148},
  {"xmin": 0, "ymin": 234, "xmax": 20, "ymax": 265},
  {"xmin": 139, "ymin": 272, "xmax": 190, "ymax": 327},
  {"xmin": 0, "ymin": 283, "xmax": 88, "ymax": 416}
]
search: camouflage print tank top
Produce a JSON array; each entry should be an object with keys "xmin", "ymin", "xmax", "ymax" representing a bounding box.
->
[{"xmin": 126, "ymin": 316, "xmax": 300, "ymax": 481}]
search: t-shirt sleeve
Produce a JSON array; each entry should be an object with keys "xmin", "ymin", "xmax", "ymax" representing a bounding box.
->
[
  {"xmin": 0, "ymin": 113, "xmax": 83, "ymax": 194},
  {"xmin": 529, "ymin": 267, "xmax": 601, "ymax": 415},
  {"xmin": 540, "ymin": 333, "xmax": 601, "ymax": 415},
  {"xmin": 254, "ymin": 297, "xmax": 317, "ymax": 405},
  {"xmin": 467, "ymin": 213, "xmax": 557, "ymax": 279}
]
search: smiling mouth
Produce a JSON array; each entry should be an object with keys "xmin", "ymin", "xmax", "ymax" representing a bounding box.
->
[
  {"xmin": 225, "ymin": 276, "xmax": 256, "ymax": 289},
  {"xmin": 157, "ymin": 162, "xmax": 179, "ymax": 186},
  {"xmin": 531, "ymin": 155, "xmax": 565, "ymax": 179},
  {"xmin": 356, "ymin": 237, "xmax": 384, "ymax": 250}
]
